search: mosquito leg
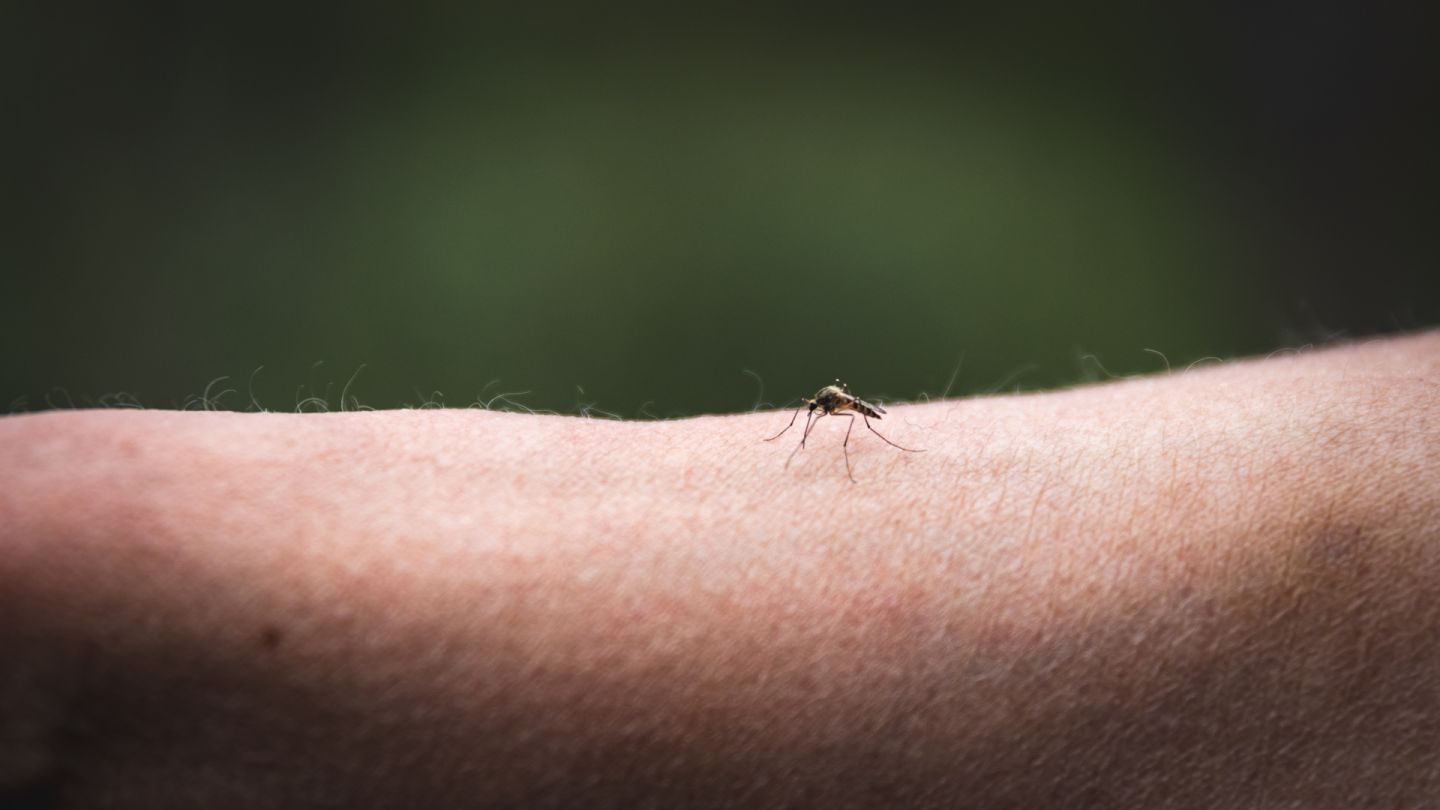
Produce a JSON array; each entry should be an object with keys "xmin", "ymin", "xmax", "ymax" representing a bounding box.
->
[
  {"xmin": 801, "ymin": 410, "xmax": 825, "ymax": 448},
  {"xmin": 842, "ymin": 412, "xmax": 857, "ymax": 483},
  {"xmin": 786, "ymin": 410, "xmax": 816, "ymax": 468},
  {"xmin": 764, "ymin": 404, "xmax": 805, "ymax": 442},
  {"xmin": 864, "ymin": 414, "xmax": 924, "ymax": 452}
]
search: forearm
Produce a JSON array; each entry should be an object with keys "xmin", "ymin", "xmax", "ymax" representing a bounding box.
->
[{"xmin": 2, "ymin": 333, "xmax": 1438, "ymax": 806}]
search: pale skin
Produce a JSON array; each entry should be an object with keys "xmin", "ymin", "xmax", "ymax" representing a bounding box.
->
[{"xmin": 1, "ymin": 333, "xmax": 1438, "ymax": 807}]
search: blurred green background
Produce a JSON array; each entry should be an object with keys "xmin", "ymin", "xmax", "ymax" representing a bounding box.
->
[{"xmin": 4, "ymin": 5, "xmax": 1436, "ymax": 416}]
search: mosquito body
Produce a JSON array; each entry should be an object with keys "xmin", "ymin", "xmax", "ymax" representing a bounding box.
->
[{"xmin": 764, "ymin": 380, "xmax": 922, "ymax": 482}]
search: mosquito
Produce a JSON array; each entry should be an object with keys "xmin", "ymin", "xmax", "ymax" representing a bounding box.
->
[{"xmin": 764, "ymin": 380, "xmax": 923, "ymax": 482}]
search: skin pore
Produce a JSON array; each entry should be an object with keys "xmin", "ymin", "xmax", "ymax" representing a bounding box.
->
[{"xmin": 1, "ymin": 332, "xmax": 1438, "ymax": 807}]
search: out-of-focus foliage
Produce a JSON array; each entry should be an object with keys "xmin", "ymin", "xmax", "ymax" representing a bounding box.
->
[{"xmin": 4, "ymin": 5, "xmax": 1436, "ymax": 415}]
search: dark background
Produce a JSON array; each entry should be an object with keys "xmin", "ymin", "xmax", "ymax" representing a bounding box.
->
[{"xmin": 4, "ymin": 4, "xmax": 1436, "ymax": 416}]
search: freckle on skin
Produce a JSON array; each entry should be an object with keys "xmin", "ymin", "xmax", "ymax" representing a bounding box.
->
[{"xmin": 260, "ymin": 626, "xmax": 283, "ymax": 651}]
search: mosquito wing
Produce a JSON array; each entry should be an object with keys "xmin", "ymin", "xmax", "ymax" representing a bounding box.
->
[{"xmin": 856, "ymin": 398, "xmax": 887, "ymax": 417}]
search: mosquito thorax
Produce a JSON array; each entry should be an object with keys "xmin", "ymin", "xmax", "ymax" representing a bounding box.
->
[{"xmin": 814, "ymin": 385, "xmax": 849, "ymax": 410}]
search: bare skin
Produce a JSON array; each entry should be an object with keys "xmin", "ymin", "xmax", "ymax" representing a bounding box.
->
[{"xmin": 2, "ymin": 333, "xmax": 1438, "ymax": 807}]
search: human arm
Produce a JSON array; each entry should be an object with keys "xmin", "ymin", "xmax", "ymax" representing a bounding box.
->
[{"xmin": 2, "ymin": 333, "xmax": 1438, "ymax": 807}]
